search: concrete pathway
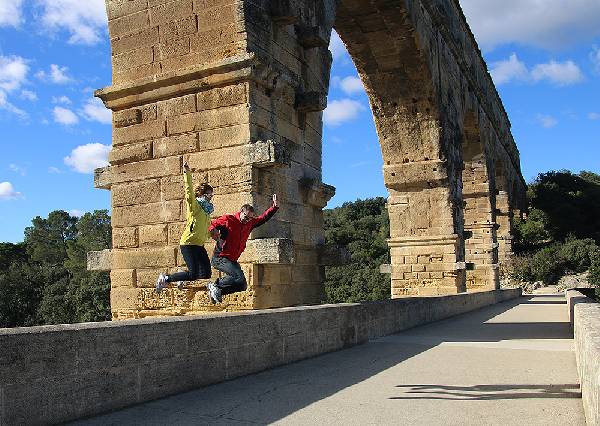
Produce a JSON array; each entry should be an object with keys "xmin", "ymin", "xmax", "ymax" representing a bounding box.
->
[{"xmin": 73, "ymin": 294, "xmax": 585, "ymax": 426}]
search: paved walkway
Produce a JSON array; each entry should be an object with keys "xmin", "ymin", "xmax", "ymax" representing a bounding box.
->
[{"xmin": 73, "ymin": 294, "xmax": 585, "ymax": 425}]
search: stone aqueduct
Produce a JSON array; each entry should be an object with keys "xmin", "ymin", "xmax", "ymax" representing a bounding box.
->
[{"xmin": 92, "ymin": 0, "xmax": 527, "ymax": 319}]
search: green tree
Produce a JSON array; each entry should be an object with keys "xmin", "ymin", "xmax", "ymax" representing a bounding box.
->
[{"xmin": 324, "ymin": 197, "xmax": 391, "ymax": 303}]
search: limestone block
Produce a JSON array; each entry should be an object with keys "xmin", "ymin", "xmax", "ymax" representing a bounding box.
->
[
  {"xmin": 113, "ymin": 108, "xmax": 142, "ymax": 128},
  {"xmin": 299, "ymin": 180, "xmax": 335, "ymax": 208},
  {"xmin": 152, "ymin": 134, "xmax": 198, "ymax": 158},
  {"xmin": 244, "ymin": 140, "xmax": 289, "ymax": 168},
  {"xmin": 380, "ymin": 264, "xmax": 392, "ymax": 274},
  {"xmin": 112, "ymin": 27, "xmax": 159, "ymax": 56},
  {"xmin": 112, "ymin": 246, "xmax": 177, "ymax": 269},
  {"xmin": 198, "ymin": 124, "xmax": 251, "ymax": 150},
  {"xmin": 107, "ymin": 0, "xmax": 148, "ymax": 20},
  {"xmin": 149, "ymin": 0, "xmax": 193, "ymax": 26},
  {"xmin": 109, "ymin": 141, "xmax": 153, "ymax": 165},
  {"xmin": 157, "ymin": 93, "xmax": 196, "ymax": 117},
  {"xmin": 295, "ymin": 91, "xmax": 327, "ymax": 112},
  {"xmin": 139, "ymin": 224, "xmax": 168, "ymax": 246},
  {"xmin": 296, "ymin": 25, "xmax": 328, "ymax": 48},
  {"xmin": 112, "ymin": 46, "xmax": 154, "ymax": 73},
  {"xmin": 94, "ymin": 166, "xmax": 112, "ymax": 190},
  {"xmin": 112, "ymin": 179, "xmax": 161, "ymax": 207},
  {"xmin": 237, "ymin": 238, "xmax": 295, "ymax": 264},
  {"xmin": 113, "ymin": 63, "xmax": 161, "ymax": 85},
  {"xmin": 269, "ymin": 0, "xmax": 298, "ymax": 25},
  {"xmin": 113, "ymin": 119, "xmax": 166, "ymax": 146},
  {"xmin": 167, "ymin": 104, "xmax": 248, "ymax": 135},
  {"xmin": 168, "ymin": 222, "xmax": 187, "ymax": 244},
  {"xmin": 87, "ymin": 249, "xmax": 113, "ymax": 271},
  {"xmin": 197, "ymin": 83, "xmax": 248, "ymax": 111},
  {"xmin": 112, "ymin": 227, "xmax": 139, "ymax": 248},
  {"xmin": 107, "ymin": 157, "xmax": 181, "ymax": 186},
  {"xmin": 159, "ymin": 16, "xmax": 197, "ymax": 42},
  {"xmin": 110, "ymin": 287, "xmax": 141, "ymax": 310},
  {"xmin": 112, "ymin": 200, "xmax": 182, "ymax": 227},
  {"xmin": 190, "ymin": 26, "xmax": 242, "ymax": 53},
  {"xmin": 196, "ymin": 4, "xmax": 239, "ymax": 31},
  {"xmin": 108, "ymin": 9, "xmax": 150, "ymax": 38},
  {"xmin": 110, "ymin": 269, "xmax": 136, "ymax": 288},
  {"xmin": 157, "ymin": 37, "xmax": 191, "ymax": 60},
  {"xmin": 136, "ymin": 268, "xmax": 168, "ymax": 288}
]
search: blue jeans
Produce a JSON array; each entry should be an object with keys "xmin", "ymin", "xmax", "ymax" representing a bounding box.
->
[
  {"xmin": 166, "ymin": 245, "xmax": 211, "ymax": 282},
  {"xmin": 211, "ymin": 256, "xmax": 247, "ymax": 295}
]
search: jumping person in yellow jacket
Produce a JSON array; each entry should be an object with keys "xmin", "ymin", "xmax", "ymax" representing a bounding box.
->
[{"xmin": 155, "ymin": 161, "xmax": 213, "ymax": 292}]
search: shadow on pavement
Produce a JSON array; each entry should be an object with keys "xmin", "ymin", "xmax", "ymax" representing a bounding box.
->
[{"xmin": 392, "ymin": 383, "xmax": 581, "ymax": 400}]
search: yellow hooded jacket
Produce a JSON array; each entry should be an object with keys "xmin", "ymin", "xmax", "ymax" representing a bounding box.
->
[{"xmin": 179, "ymin": 171, "xmax": 211, "ymax": 246}]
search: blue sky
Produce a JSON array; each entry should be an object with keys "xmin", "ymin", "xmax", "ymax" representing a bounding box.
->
[{"xmin": 0, "ymin": 0, "xmax": 599, "ymax": 243}]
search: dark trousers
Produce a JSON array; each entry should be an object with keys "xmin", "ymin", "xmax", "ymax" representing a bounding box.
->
[
  {"xmin": 211, "ymin": 255, "xmax": 247, "ymax": 295},
  {"xmin": 167, "ymin": 245, "xmax": 211, "ymax": 282}
]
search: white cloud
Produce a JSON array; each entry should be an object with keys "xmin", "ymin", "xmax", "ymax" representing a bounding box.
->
[
  {"xmin": 48, "ymin": 166, "xmax": 62, "ymax": 174},
  {"xmin": 339, "ymin": 76, "xmax": 364, "ymax": 95},
  {"xmin": 0, "ymin": 0, "xmax": 24, "ymax": 27},
  {"xmin": 36, "ymin": 64, "xmax": 73, "ymax": 84},
  {"xmin": 52, "ymin": 95, "xmax": 72, "ymax": 104},
  {"xmin": 64, "ymin": 143, "xmax": 110, "ymax": 173},
  {"xmin": 69, "ymin": 209, "xmax": 84, "ymax": 217},
  {"xmin": 0, "ymin": 90, "xmax": 27, "ymax": 118},
  {"xmin": 323, "ymin": 99, "xmax": 366, "ymax": 127},
  {"xmin": 490, "ymin": 54, "xmax": 528, "ymax": 85},
  {"xmin": 9, "ymin": 164, "xmax": 26, "ymax": 176},
  {"xmin": 37, "ymin": 0, "xmax": 108, "ymax": 45},
  {"xmin": 591, "ymin": 46, "xmax": 600, "ymax": 74},
  {"xmin": 461, "ymin": 0, "xmax": 600, "ymax": 51},
  {"xmin": 537, "ymin": 114, "xmax": 558, "ymax": 128},
  {"xmin": 0, "ymin": 182, "xmax": 22, "ymax": 200},
  {"xmin": 81, "ymin": 97, "xmax": 111, "ymax": 124},
  {"xmin": 490, "ymin": 54, "xmax": 584, "ymax": 86},
  {"xmin": 588, "ymin": 112, "xmax": 600, "ymax": 121},
  {"xmin": 53, "ymin": 106, "xmax": 79, "ymax": 125},
  {"xmin": 0, "ymin": 55, "xmax": 28, "ymax": 92},
  {"xmin": 531, "ymin": 60, "xmax": 584, "ymax": 86},
  {"xmin": 20, "ymin": 90, "xmax": 38, "ymax": 101}
]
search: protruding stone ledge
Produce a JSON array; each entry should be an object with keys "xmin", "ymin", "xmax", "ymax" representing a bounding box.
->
[
  {"xmin": 270, "ymin": 0, "xmax": 297, "ymax": 25},
  {"xmin": 381, "ymin": 261, "xmax": 467, "ymax": 274},
  {"xmin": 239, "ymin": 238, "xmax": 295, "ymax": 264},
  {"xmin": 87, "ymin": 249, "xmax": 113, "ymax": 271},
  {"xmin": 95, "ymin": 53, "xmax": 257, "ymax": 110},
  {"xmin": 244, "ymin": 140, "xmax": 290, "ymax": 168},
  {"xmin": 94, "ymin": 166, "xmax": 113, "ymax": 190},
  {"xmin": 299, "ymin": 179, "xmax": 336, "ymax": 208},
  {"xmin": 295, "ymin": 91, "xmax": 327, "ymax": 112},
  {"xmin": 383, "ymin": 160, "xmax": 448, "ymax": 190},
  {"xmin": 296, "ymin": 25, "xmax": 328, "ymax": 48},
  {"xmin": 387, "ymin": 234, "xmax": 459, "ymax": 248}
]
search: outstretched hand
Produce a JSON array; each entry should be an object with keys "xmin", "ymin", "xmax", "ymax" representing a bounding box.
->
[{"xmin": 272, "ymin": 193, "xmax": 278, "ymax": 208}]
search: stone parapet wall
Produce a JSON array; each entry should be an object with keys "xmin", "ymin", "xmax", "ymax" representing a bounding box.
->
[
  {"xmin": 0, "ymin": 289, "xmax": 520, "ymax": 425},
  {"xmin": 566, "ymin": 289, "xmax": 600, "ymax": 425}
]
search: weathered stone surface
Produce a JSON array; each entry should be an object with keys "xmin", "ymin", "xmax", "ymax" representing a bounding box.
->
[
  {"xmin": 87, "ymin": 249, "xmax": 113, "ymax": 271},
  {"xmin": 96, "ymin": 0, "xmax": 526, "ymax": 316}
]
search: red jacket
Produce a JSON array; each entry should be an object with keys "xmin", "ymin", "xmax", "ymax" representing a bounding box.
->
[{"xmin": 209, "ymin": 205, "xmax": 279, "ymax": 261}]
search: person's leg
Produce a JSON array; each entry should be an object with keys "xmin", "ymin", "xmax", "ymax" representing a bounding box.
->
[
  {"xmin": 196, "ymin": 246, "xmax": 211, "ymax": 279},
  {"xmin": 211, "ymin": 256, "xmax": 247, "ymax": 295},
  {"xmin": 165, "ymin": 245, "xmax": 198, "ymax": 282}
]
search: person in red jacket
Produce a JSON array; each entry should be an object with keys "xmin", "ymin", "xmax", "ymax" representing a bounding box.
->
[{"xmin": 207, "ymin": 194, "xmax": 279, "ymax": 303}]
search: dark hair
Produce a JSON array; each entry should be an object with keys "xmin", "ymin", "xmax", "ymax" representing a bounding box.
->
[
  {"xmin": 240, "ymin": 204, "xmax": 255, "ymax": 213},
  {"xmin": 195, "ymin": 183, "xmax": 213, "ymax": 197}
]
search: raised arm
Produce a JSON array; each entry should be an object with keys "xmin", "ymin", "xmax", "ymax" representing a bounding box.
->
[
  {"xmin": 183, "ymin": 161, "xmax": 197, "ymax": 215},
  {"xmin": 252, "ymin": 194, "xmax": 279, "ymax": 228}
]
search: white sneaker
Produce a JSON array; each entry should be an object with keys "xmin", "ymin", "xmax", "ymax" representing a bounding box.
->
[
  {"xmin": 207, "ymin": 282, "xmax": 221, "ymax": 304},
  {"xmin": 155, "ymin": 273, "xmax": 167, "ymax": 293},
  {"xmin": 176, "ymin": 281, "xmax": 185, "ymax": 290}
]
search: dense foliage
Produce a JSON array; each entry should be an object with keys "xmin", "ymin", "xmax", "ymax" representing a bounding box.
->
[
  {"xmin": 323, "ymin": 197, "xmax": 391, "ymax": 303},
  {"xmin": 511, "ymin": 171, "xmax": 600, "ymax": 292},
  {"xmin": 0, "ymin": 210, "xmax": 111, "ymax": 328}
]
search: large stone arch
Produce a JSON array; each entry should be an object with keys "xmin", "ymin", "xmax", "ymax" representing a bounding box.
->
[{"xmin": 94, "ymin": 0, "xmax": 526, "ymax": 318}]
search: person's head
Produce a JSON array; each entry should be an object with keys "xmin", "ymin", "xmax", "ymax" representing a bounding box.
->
[
  {"xmin": 239, "ymin": 204, "xmax": 256, "ymax": 223},
  {"xmin": 195, "ymin": 183, "xmax": 213, "ymax": 200}
]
